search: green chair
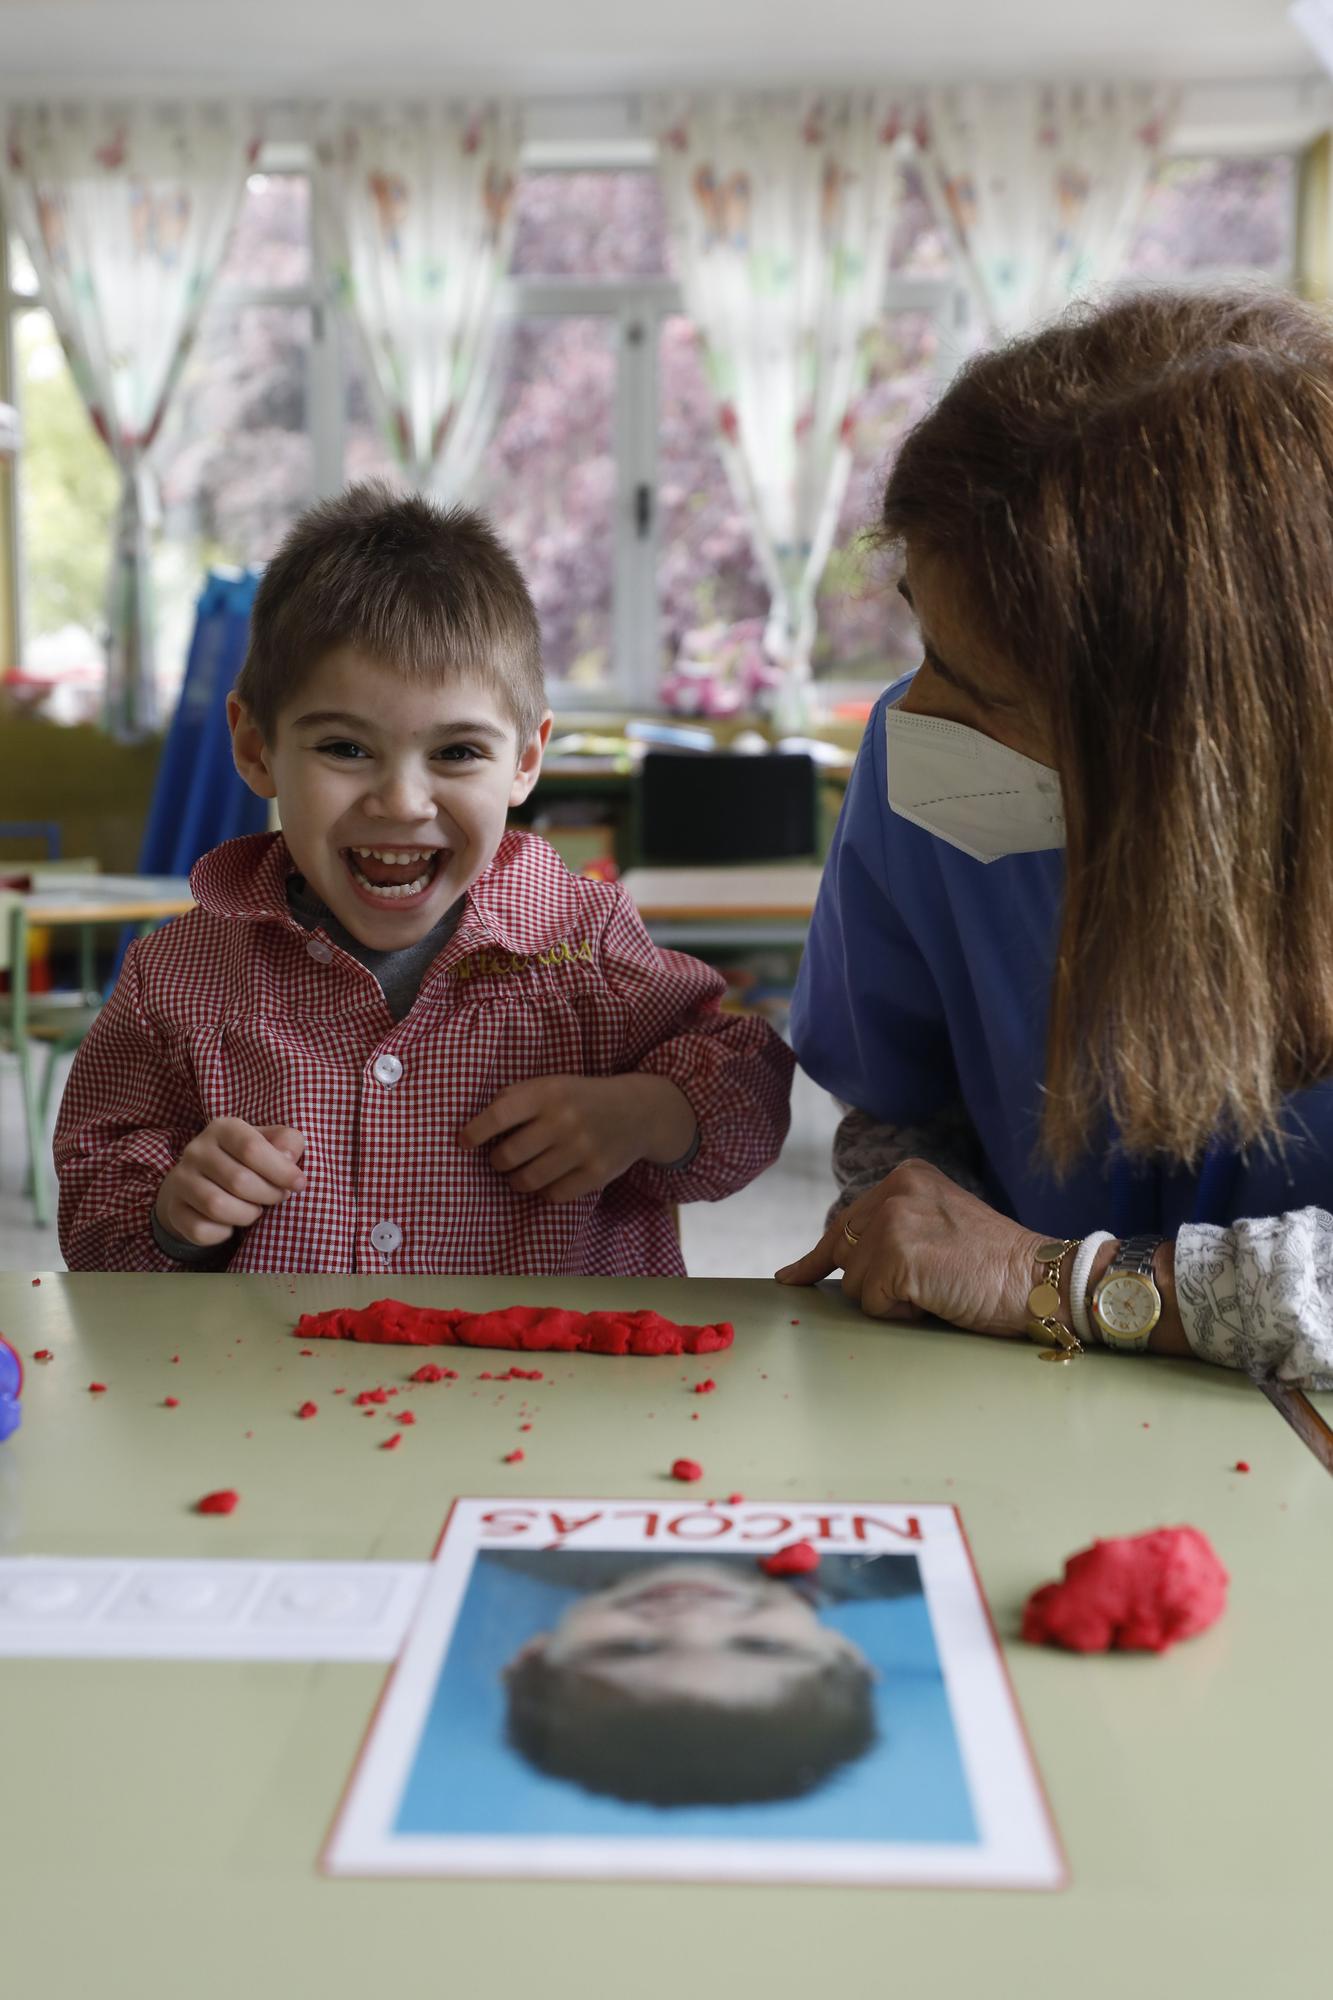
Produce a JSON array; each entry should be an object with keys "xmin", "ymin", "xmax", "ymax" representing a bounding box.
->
[{"xmin": 0, "ymin": 893, "xmax": 105, "ymax": 1229}]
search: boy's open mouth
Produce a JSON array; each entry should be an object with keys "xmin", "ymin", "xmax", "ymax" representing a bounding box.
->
[{"xmin": 342, "ymin": 846, "xmax": 445, "ymax": 901}]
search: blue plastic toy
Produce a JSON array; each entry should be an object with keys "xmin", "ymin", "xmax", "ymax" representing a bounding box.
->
[{"xmin": 0, "ymin": 1334, "xmax": 23, "ymax": 1441}]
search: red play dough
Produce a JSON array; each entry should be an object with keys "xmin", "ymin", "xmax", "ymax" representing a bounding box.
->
[
  {"xmin": 1022, "ymin": 1526, "xmax": 1228, "ymax": 1654},
  {"xmin": 504, "ymin": 1448, "xmax": 525, "ymax": 1463},
  {"xmin": 196, "ymin": 1489, "xmax": 239, "ymax": 1516},
  {"xmin": 410, "ymin": 1364, "xmax": 456, "ymax": 1383},
  {"xmin": 692, "ymin": 1379, "xmax": 716, "ymax": 1394},
  {"xmin": 297, "ymin": 1401, "xmax": 318, "ymax": 1420},
  {"xmin": 380, "ymin": 1434, "xmax": 402, "ymax": 1452},
  {"xmin": 163, "ymin": 1397, "xmax": 180, "ymax": 1409},
  {"xmin": 294, "ymin": 1299, "xmax": 734, "ymax": 1357},
  {"xmin": 33, "ymin": 1349, "xmax": 52, "ymax": 1362},
  {"xmin": 88, "ymin": 1381, "xmax": 107, "ymax": 1394},
  {"xmin": 671, "ymin": 1458, "xmax": 703, "ymax": 1482},
  {"xmin": 760, "ymin": 1541, "xmax": 820, "ymax": 1578}
]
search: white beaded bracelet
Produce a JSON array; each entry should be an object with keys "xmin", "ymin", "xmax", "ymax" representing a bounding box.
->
[{"xmin": 1069, "ymin": 1231, "xmax": 1116, "ymax": 1345}]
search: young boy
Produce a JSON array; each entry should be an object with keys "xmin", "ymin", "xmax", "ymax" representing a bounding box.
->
[{"xmin": 54, "ymin": 486, "xmax": 794, "ymax": 1277}]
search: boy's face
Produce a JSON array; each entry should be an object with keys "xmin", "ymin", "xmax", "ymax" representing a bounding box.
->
[
  {"xmin": 229, "ymin": 648, "xmax": 551, "ymax": 949},
  {"xmin": 523, "ymin": 1561, "xmax": 870, "ymax": 1710}
]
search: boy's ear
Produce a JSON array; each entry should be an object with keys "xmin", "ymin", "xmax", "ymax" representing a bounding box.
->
[
  {"xmin": 509, "ymin": 710, "xmax": 554, "ymax": 808},
  {"xmin": 228, "ymin": 694, "xmax": 278, "ymax": 800}
]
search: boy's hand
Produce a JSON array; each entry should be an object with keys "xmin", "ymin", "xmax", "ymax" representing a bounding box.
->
[
  {"xmin": 154, "ymin": 1119, "xmax": 307, "ymax": 1248},
  {"xmin": 461, "ymin": 1075, "xmax": 696, "ymax": 1203}
]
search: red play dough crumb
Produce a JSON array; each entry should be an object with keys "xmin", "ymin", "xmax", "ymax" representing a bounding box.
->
[
  {"xmin": 380, "ymin": 1434, "xmax": 402, "ymax": 1451},
  {"xmin": 164, "ymin": 1397, "xmax": 180, "ymax": 1408},
  {"xmin": 671, "ymin": 1458, "xmax": 703, "ymax": 1482},
  {"xmin": 170, "ymin": 1355, "xmax": 180, "ymax": 1364},
  {"xmin": 299, "ymin": 1348, "xmax": 313, "ymax": 1356},
  {"xmin": 196, "ymin": 1489, "xmax": 239, "ymax": 1515},
  {"xmin": 294, "ymin": 1299, "xmax": 734, "ymax": 1357},
  {"xmin": 504, "ymin": 1448, "xmax": 525, "ymax": 1463},
  {"xmin": 410, "ymin": 1364, "xmax": 457, "ymax": 1383},
  {"xmin": 33, "ymin": 1349, "xmax": 52, "ymax": 1362},
  {"xmin": 1234, "ymin": 1461, "xmax": 1251, "ymax": 1473},
  {"xmin": 519, "ymin": 1422, "xmax": 532, "ymax": 1431},
  {"xmin": 31, "ymin": 1278, "xmax": 40, "ymax": 1287},
  {"xmin": 1022, "ymin": 1526, "xmax": 1228, "ymax": 1654},
  {"xmin": 726, "ymin": 1493, "xmax": 745, "ymax": 1505},
  {"xmin": 88, "ymin": 1382, "xmax": 107, "ymax": 1394},
  {"xmin": 354, "ymin": 1387, "xmax": 389, "ymax": 1406},
  {"xmin": 395, "ymin": 1410, "xmax": 416, "ymax": 1425},
  {"xmin": 760, "ymin": 1541, "xmax": 820, "ymax": 1578},
  {"xmin": 693, "ymin": 1379, "xmax": 716, "ymax": 1394},
  {"xmin": 297, "ymin": 1401, "xmax": 318, "ymax": 1420}
]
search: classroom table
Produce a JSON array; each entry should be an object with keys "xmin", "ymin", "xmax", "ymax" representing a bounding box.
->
[
  {"xmin": 621, "ymin": 863, "xmax": 822, "ymax": 946},
  {"xmin": 1, "ymin": 1270, "xmax": 1327, "ymax": 2000},
  {"xmin": 18, "ymin": 871, "xmax": 196, "ymax": 928}
]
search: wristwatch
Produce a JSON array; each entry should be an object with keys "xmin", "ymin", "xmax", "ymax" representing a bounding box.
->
[{"xmin": 1091, "ymin": 1235, "xmax": 1164, "ymax": 1352}]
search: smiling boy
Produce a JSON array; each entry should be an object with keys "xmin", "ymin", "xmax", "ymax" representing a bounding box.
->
[{"xmin": 55, "ymin": 486, "xmax": 794, "ymax": 1275}]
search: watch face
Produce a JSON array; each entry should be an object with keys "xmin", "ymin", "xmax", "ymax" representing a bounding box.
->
[{"xmin": 1096, "ymin": 1272, "xmax": 1159, "ymax": 1338}]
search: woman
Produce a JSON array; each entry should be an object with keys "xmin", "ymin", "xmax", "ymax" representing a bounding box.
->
[{"xmin": 779, "ymin": 288, "xmax": 1333, "ymax": 1385}]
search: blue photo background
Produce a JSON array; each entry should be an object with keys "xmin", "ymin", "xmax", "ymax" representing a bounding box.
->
[{"xmin": 394, "ymin": 1548, "xmax": 978, "ymax": 1845}]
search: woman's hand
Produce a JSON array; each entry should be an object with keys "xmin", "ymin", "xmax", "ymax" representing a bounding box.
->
[{"xmin": 775, "ymin": 1158, "xmax": 1045, "ymax": 1337}]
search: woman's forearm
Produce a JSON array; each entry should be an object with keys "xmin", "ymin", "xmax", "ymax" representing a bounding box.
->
[{"xmin": 829, "ymin": 1102, "xmax": 989, "ymax": 1219}]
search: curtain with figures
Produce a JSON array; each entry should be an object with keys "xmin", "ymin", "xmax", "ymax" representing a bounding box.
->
[
  {"xmin": 655, "ymin": 93, "xmax": 907, "ymax": 712},
  {"xmin": 912, "ymin": 83, "xmax": 1178, "ymax": 340},
  {"xmin": 1, "ymin": 102, "xmax": 258, "ymax": 737},
  {"xmin": 316, "ymin": 103, "xmax": 521, "ymax": 498}
]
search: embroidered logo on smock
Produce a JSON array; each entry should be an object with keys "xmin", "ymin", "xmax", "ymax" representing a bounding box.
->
[{"xmin": 453, "ymin": 937, "xmax": 595, "ymax": 982}]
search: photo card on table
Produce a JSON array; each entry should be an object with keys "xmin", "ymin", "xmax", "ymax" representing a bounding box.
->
[{"xmin": 326, "ymin": 1496, "xmax": 1064, "ymax": 1889}]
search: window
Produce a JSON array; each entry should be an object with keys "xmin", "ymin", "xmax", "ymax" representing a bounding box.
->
[
  {"xmin": 1123, "ymin": 154, "xmax": 1297, "ymax": 282},
  {"xmin": 3, "ymin": 140, "xmax": 1308, "ymax": 723}
]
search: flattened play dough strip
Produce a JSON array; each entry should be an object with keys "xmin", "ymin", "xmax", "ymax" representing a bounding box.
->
[{"xmin": 294, "ymin": 1300, "xmax": 734, "ymax": 1356}]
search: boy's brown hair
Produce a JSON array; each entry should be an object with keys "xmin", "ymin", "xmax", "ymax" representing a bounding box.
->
[
  {"xmin": 878, "ymin": 286, "xmax": 1333, "ymax": 1172},
  {"xmin": 235, "ymin": 483, "xmax": 545, "ymax": 747}
]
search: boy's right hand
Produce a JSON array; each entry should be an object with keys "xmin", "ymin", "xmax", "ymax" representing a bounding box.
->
[{"xmin": 154, "ymin": 1120, "xmax": 307, "ymax": 1249}]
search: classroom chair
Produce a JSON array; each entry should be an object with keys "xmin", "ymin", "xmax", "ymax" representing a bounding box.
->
[{"xmin": 0, "ymin": 894, "xmax": 105, "ymax": 1228}]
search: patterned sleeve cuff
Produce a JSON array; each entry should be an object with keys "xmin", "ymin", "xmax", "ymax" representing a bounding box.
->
[
  {"xmin": 1175, "ymin": 1207, "xmax": 1333, "ymax": 1388},
  {"xmin": 151, "ymin": 1208, "xmax": 234, "ymax": 1269}
]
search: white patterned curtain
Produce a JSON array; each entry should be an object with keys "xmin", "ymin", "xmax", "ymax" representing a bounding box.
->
[
  {"xmin": 913, "ymin": 83, "xmax": 1178, "ymax": 340},
  {"xmin": 1, "ymin": 102, "xmax": 257, "ymax": 737},
  {"xmin": 316, "ymin": 102, "xmax": 521, "ymax": 497},
  {"xmin": 655, "ymin": 92, "xmax": 907, "ymax": 705}
]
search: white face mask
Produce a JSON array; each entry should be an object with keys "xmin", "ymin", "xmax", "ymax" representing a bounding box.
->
[{"xmin": 885, "ymin": 705, "xmax": 1065, "ymax": 864}]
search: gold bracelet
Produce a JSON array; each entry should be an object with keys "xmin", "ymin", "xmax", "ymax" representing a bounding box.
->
[{"xmin": 1026, "ymin": 1238, "xmax": 1083, "ymax": 1363}]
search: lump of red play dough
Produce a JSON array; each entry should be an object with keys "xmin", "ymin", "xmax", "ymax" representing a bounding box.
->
[
  {"xmin": 88, "ymin": 1381, "xmax": 107, "ymax": 1394},
  {"xmin": 297, "ymin": 1401, "xmax": 318, "ymax": 1420},
  {"xmin": 410, "ymin": 1364, "xmax": 456, "ymax": 1383},
  {"xmin": 692, "ymin": 1379, "xmax": 716, "ymax": 1394},
  {"xmin": 294, "ymin": 1299, "xmax": 734, "ymax": 1357},
  {"xmin": 760, "ymin": 1541, "xmax": 820, "ymax": 1578},
  {"xmin": 196, "ymin": 1489, "xmax": 240, "ymax": 1516},
  {"xmin": 671, "ymin": 1458, "xmax": 703, "ymax": 1482},
  {"xmin": 1022, "ymin": 1526, "xmax": 1228, "ymax": 1654}
]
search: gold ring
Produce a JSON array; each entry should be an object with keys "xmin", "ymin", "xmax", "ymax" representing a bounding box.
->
[{"xmin": 842, "ymin": 1220, "xmax": 861, "ymax": 1247}]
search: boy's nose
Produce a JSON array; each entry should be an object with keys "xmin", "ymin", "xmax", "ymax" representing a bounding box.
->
[{"xmin": 367, "ymin": 771, "xmax": 438, "ymax": 821}]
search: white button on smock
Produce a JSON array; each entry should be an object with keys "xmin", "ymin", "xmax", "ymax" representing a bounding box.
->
[
  {"xmin": 306, "ymin": 937, "xmax": 333, "ymax": 965},
  {"xmin": 373, "ymin": 1053, "xmax": 403, "ymax": 1088},
  {"xmin": 370, "ymin": 1220, "xmax": 402, "ymax": 1257}
]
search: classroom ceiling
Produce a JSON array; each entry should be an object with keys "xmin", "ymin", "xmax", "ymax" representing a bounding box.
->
[{"xmin": 0, "ymin": 0, "xmax": 1324, "ymax": 93}]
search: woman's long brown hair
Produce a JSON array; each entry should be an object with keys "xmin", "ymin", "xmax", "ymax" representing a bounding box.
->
[{"xmin": 879, "ymin": 287, "xmax": 1333, "ymax": 1172}]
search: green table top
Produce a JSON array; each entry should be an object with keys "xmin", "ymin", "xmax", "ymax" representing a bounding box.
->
[{"xmin": 2, "ymin": 1271, "xmax": 1328, "ymax": 2000}]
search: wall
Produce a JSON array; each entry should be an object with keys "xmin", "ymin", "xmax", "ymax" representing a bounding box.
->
[{"xmin": 0, "ymin": 714, "xmax": 161, "ymax": 870}]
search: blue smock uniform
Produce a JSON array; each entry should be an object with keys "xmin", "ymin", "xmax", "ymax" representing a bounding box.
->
[{"xmin": 791, "ymin": 681, "xmax": 1333, "ymax": 1237}]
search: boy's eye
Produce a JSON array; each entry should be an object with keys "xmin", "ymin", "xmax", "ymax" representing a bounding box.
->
[
  {"xmin": 729, "ymin": 1636, "xmax": 798, "ymax": 1657},
  {"xmin": 317, "ymin": 739, "xmax": 370, "ymax": 760},
  {"xmin": 433, "ymin": 743, "xmax": 483, "ymax": 763}
]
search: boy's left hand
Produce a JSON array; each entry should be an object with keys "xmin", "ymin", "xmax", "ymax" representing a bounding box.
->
[{"xmin": 461, "ymin": 1074, "xmax": 697, "ymax": 1203}]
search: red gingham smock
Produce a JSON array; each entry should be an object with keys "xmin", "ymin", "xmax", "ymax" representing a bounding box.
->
[{"xmin": 54, "ymin": 831, "xmax": 795, "ymax": 1276}]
